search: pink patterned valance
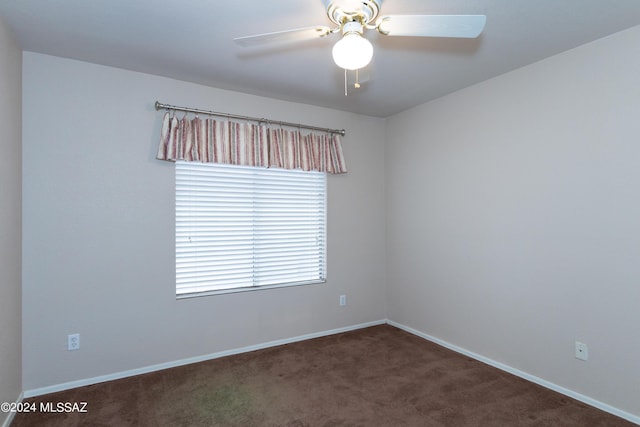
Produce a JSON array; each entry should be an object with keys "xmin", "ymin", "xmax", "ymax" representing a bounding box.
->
[{"xmin": 156, "ymin": 113, "xmax": 347, "ymax": 174}]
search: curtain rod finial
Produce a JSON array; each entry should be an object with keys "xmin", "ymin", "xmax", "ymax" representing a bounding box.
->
[{"xmin": 155, "ymin": 101, "xmax": 162, "ymax": 111}]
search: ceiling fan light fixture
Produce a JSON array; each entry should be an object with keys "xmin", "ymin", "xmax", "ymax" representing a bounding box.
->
[{"xmin": 332, "ymin": 22, "xmax": 373, "ymax": 70}]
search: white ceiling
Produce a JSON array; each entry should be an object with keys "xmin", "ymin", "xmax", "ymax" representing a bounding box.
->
[{"xmin": 1, "ymin": 0, "xmax": 639, "ymax": 117}]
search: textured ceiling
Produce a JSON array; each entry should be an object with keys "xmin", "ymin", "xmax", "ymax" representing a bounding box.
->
[{"xmin": 1, "ymin": 0, "xmax": 639, "ymax": 117}]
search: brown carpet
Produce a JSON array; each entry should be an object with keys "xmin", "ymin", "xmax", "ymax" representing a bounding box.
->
[{"xmin": 11, "ymin": 325, "xmax": 634, "ymax": 426}]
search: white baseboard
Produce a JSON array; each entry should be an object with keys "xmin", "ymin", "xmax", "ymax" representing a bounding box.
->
[
  {"xmin": 387, "ymin": 320, "xmax": 640, "ymax": 426},
  {"xmin": 23, "ymin": 319, "xmax": 386, "ymax": 398},
  {"xmin": 1, "ymin": 392, "xmax": 23, "ymax": 427}
]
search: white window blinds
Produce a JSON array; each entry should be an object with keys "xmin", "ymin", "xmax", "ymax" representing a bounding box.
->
[{"xmin": 176, "ymin": 161, "xmax": 327, "ymax": 296}]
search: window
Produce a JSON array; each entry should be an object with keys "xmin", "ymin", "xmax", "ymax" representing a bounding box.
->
[{"xmin": 175, "ymin": 161, "xmax": 327, "ymax": 297}]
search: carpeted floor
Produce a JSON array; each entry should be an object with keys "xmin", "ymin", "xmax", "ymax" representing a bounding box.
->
[{"xmin": 11, "ymin": 325, "xmax": 634, "ymax": 426}]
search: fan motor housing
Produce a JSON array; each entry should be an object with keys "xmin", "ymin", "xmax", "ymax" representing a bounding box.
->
[{"xmin": 326, "ymin": 0, "xmax": 382, "ymax": 25}]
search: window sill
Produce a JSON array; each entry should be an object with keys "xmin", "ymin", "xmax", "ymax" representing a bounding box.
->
[{"xmin": 176, "ymin": 279, "xmax": 326, "ymax": 300}]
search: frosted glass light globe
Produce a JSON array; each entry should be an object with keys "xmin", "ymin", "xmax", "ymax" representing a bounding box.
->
[{"xmin": 332, "ymin": 32, "xmax": 373, "ymax": 70}]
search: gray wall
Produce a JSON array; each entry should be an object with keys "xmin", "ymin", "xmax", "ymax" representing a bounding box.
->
[
  {"xmin": 0, "ymin": 16, "xmax": 22, "ymax": 426},
  {"xmin": 22, "ymin": 53, "xmax": 386, "ymax": 391},
  {"xmin": 386, "ymin": 26, "xmax": 640, "ymax": 417}
]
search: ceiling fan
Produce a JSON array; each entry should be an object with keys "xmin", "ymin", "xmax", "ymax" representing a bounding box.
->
[{"xmin": 234, "ymin": 0, "xmax": 486, "ymax": 73}]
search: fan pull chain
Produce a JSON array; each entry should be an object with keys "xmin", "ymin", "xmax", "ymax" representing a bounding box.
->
[
  {"xmin": 344, "ymin": 69, "xmax": 363, "ymax": 97},
  {"xmin": 344, "ymin": 68, "xmax": 348, "ymax": 96}
]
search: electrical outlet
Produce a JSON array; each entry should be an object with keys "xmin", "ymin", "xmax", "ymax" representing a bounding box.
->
[
  {"xmin": 339, "ymin": 295, "xmax": 346, "ymax": 306},
  {"xmin": 575, "ymin": 341, "xmax": 588, "ymax": 361},
  {"xmin": 68, "ymin": 333, "xmax": 80, "ymax": 351}
]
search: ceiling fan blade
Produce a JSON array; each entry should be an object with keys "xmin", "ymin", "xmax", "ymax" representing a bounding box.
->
[
  {"xmin": 234, "ymin": 26, "xmax": 332, "ymax": 47},
  {"xmin": 377, "ymin": 15, "xmax": 486, "ymax": 38}
]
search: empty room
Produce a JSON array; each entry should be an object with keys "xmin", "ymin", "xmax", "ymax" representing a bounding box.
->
[{"xmin": 1, "ymin": 1, "xmax": 639, "ymax": 426}]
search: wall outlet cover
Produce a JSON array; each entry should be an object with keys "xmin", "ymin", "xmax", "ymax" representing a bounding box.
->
[
  {"xmin": 575, "ymin": 341, "xmax": 588, "ymax": 361},
  {"xmin": 68, "ymin": 333, "xmax": 80, "ymax": 351}
]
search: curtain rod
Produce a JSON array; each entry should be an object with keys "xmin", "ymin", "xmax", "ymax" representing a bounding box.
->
[{"xmin": 155, "ymin": 101, "xmax": 346, "ymax": 137}]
